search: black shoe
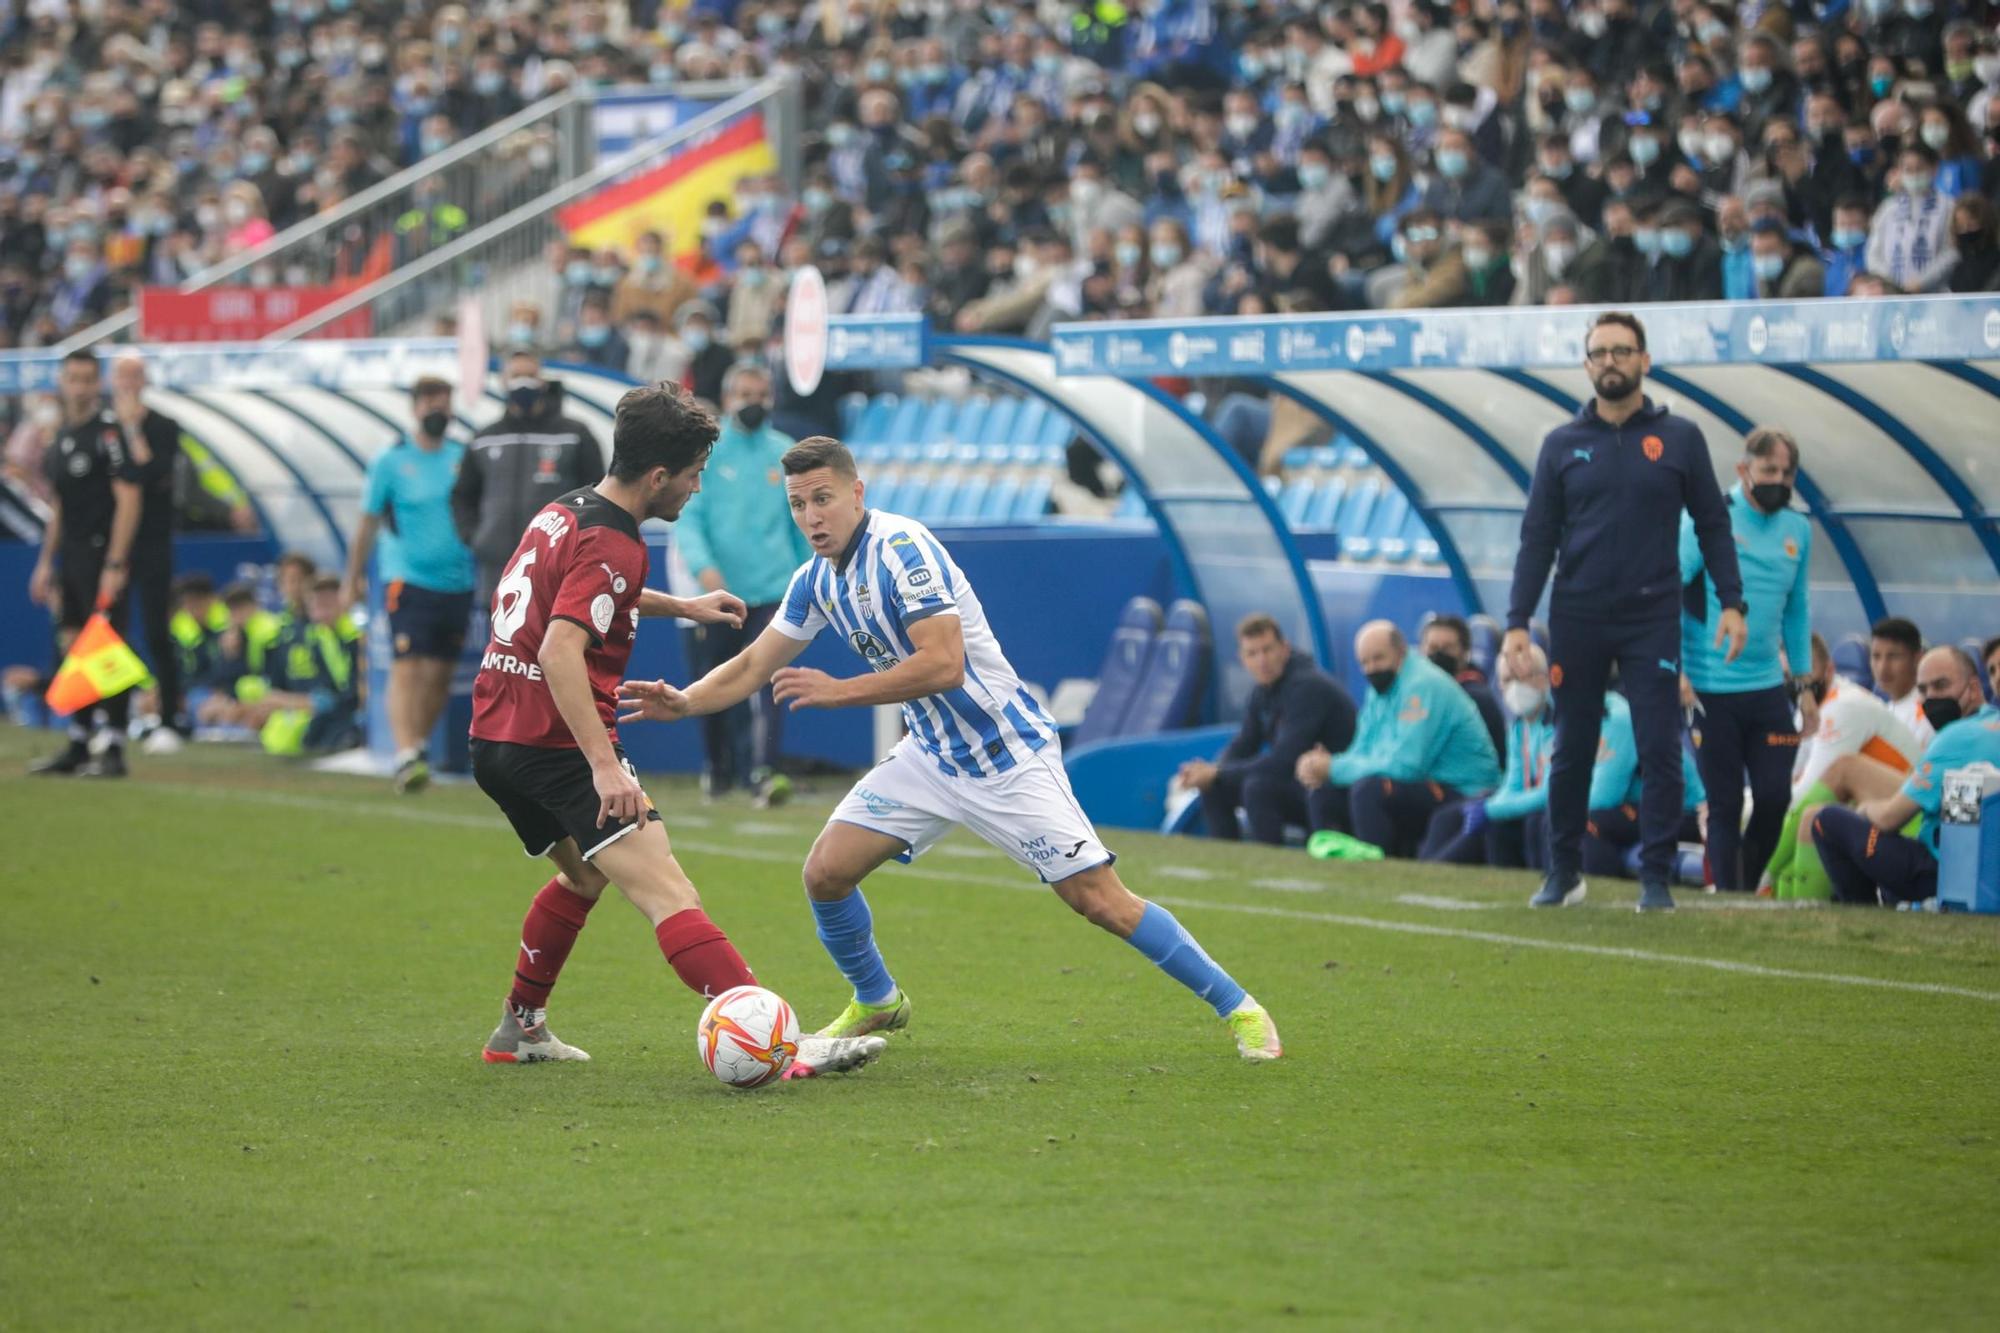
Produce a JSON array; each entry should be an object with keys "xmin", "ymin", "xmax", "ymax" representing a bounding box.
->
[
  {"xmin": 28, "ymin": 742, "xmax": 89, "ymax": 776},
  {"xmin": 78, "ymin": 748, "xmax": 128, "ymax": 779}
]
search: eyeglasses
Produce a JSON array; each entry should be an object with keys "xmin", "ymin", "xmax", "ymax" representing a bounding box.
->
[{"xmin": 1584, "ymin": 345, "xmax": 1642, "ymax": 364}]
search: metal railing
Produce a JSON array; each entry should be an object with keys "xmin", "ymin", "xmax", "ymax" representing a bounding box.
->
[
  {"xmin": 54, "ymin": 88, "xmax": 596, "ymax": 353},
  {"xmin": 262, "ymin": 77, "xmax": 797, "ymax": 344}
]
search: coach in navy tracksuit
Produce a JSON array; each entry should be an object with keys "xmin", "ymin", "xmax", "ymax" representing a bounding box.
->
[{"xmin": 1504, "ymin": 311, "xmax": 1747, "ymax": 913}]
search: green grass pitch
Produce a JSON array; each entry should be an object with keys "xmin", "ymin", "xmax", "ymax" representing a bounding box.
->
[{"xmin": 4, "ymin": 725, "xmax": 1998, "ymax": 1331}]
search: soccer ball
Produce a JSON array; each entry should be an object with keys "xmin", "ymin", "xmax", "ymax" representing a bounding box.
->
[{"xmin": 697, "ymin": 985, "xmax": 799, "ymax": 1088}]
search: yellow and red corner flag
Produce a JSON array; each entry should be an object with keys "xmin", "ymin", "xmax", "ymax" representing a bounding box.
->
[
  {"xmin": 557, "ymin": 110, "xmax": 777, "ymax": 257},
  {"xmin": 45, "ymin": 613, "xmax": 151, "ymax": 717}
]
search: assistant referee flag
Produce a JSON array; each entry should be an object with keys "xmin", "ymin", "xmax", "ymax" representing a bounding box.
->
[{"xmin": 44, "ymin": 613, "xmax": 151, "ymax": 716}]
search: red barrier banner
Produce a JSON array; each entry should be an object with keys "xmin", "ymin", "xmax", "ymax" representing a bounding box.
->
[{"xmin": 138, "ymin": 287, "xmax": 375, "ymax": 342}]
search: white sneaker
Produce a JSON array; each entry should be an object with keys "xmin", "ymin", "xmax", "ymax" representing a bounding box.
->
[
  {"xmin": 141, "ymin": 728, "xmax": 185, "ymax": 755},
  {"xmin": 482, "ymin": 1002, "xmax": 591, "ymax": 1064},
  {"xmin": 783, "ymin": 1033, "xmax": 888, "ymax": 1079}
]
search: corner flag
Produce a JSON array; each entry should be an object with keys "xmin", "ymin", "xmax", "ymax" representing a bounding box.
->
[{"xmin": 44, "ymin": 614, "xmax": 151, "ymax": 716}]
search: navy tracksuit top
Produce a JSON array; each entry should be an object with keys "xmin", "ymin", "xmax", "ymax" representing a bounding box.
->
[{"xmin": 1508, "ymin": 396, "xmax": 1743, "ymax": 630}]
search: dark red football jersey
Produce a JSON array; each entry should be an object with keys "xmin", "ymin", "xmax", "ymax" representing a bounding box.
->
[{"xmin": 470, "ymin": 487, "xmax": 648, "ymax": 749}]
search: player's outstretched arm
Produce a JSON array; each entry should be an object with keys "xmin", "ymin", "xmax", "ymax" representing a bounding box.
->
[
  {"xmin": 636, "ymin": 587, "xmax": 746, "ymax": 627},
  {"xmin": 773, "ymin": 613, "xmax": 965, "ymax": 711},
  {"xmin": 623, "ymin": 623, "xmax": 811, "ymax": 723}
]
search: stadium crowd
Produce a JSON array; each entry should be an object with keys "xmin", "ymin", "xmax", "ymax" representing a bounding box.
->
[{"xmin": 6, "ymin": 0, "xmax": 2000, "ymax": 363}]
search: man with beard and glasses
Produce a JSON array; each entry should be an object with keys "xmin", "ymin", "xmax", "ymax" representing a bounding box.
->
[{"xmin": 1505, "ymin": 312, "xmax": 1746, "ymax": 912}]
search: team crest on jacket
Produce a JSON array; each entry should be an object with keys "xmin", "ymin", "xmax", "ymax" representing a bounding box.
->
[
  {"xmin": 1784, "ymin": 537, "xmax": 1799, "ymax": 559},
  {"xmin": 1641, "ymin": 435, "xmax": 1664, "ymax": 462}
]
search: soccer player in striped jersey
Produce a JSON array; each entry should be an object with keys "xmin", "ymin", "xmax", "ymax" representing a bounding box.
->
[{"xmin": 619, "ymin": 437, "xmax": 1281, "ymax": 1060}]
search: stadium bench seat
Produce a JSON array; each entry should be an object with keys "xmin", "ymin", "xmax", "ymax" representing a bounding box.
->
[
  {"xmin": 1338, "ymin": 478, "xmax": 1384, "ymax": 559},
  {"xmin": 885, "ymin": 397, "xmax": 925, "ymax": 445},
  {"xmin": 954, "ymin": 396, "xmax": 990, "ymax": 445},
  {"xmin": 1278, "ymin": 476, "xmax": 1316, "ymax": 528},
  {"xmin": 982, "ymin": 474, "xmax": 1021, "ymax": 523},
  {"xmin": 1037, "ymin": 408, "xmax": 1075, "ymax": 450},
  {"xmin": 947, "ymin": 470, "xmax": 991, "ymax": 524},
  {"xmin": 1282, "ymin": 447, "xmax": 1313, "ymax": 471},
  {"xmin": 1011, "ymin": 398, "xmax": 1049, "ymax": 446},
  {"xmin": 917, "ymin": 397, "xmax": 956, "ymax": 444},
  {"xmin": 852, "ymin": 394, "xmax": 898, "ymax": 447},
  {"xmin": 1011, "ymin": 471, "xmax": 1054, "ymax": 522},
  {"xmin": 917, "ymin": 471, "xmax": 959, "ymax": 523},
  {"xmin": 1071, "ymin": 597, "xmax": 1164, "ymax": 747},
  {"xmin": 1302, "ymin": 476, "xmax": 1346, "ymax": 530},
  {"xmin": 1119, "ymin": 600, "xmax": 1211, "ymax": 736},
  {"xmin": 978, "ymin": 396, "xmax": 1019, "ymax": 445},
  {"xmin": 1832, "ymin": 635, "xmax": 1872, "ymax": 691},
  {"xmin": 838, "ymin": 392, "xmax": 868, "ymax": 439},
  {"xmin": 1371, "ymin": 491, "xmax": 1413, "ymax": 562}
]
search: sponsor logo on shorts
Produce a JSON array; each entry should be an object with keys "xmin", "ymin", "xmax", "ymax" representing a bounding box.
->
[
  {"xmin": 855, "ymin": 786, "xmax": 903, "ymax": 817},
  {"xmin": 481, "ymin": 650, "xmax": 543, "ymax": 681},
  {"xmin": 1017, "ymin": 835, "xmax": 1060, "ymax": 865}
]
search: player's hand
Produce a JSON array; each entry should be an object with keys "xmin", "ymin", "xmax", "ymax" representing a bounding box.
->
[
  {"xmin": 339, "ymin": 575, "xmax": 365, "ymax": 613},
  {"xmin": 1679, "ymin": 673, "xmax": 1696, "ymax": 710},
  {"xmin": 1501, "ymin": 628, "xmax": 1533, "ymax": 683},
  {"xmin": 616, "ymin": 678, "xmax": 692, "ymax": 724},
  {"xmin": 1295, "ymin": 745, "xmax": 1331, "ymax": 790},
  {"xmin": 590, "ymin": 758, "xmax": 645, "ymax": 829},
  {"xmin": 683, "ymin": 589, "xmax": 746, "ymax": 628},
  {"xmin": 1716, "ymin": 607, "xmax": 1748, "ymax": 664},
  {"xmin": 1177, "ymin": 759, "xmax": 1217, "ymax": 791},
  {"xmin": 1796, "ymin": 685, "xmax": 1820, "ymax": 738},
  {"xmin": 95, "ymin": 564, "xmax": 127, "ymax": 610},
  {"xmin": 772, "ymin": 666, "xmax": 846, "ymax": 710},
  {"xmin": 28, "ymin": 559, "xmax": 53, "ymax": 607}
]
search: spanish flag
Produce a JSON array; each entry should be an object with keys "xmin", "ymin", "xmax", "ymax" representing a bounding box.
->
[
  {"xmin": 557, "ymin": 111, "xmax": 777, "ymax": 257},
  {"xmin": 45, "ymin": 613, "xmax": 152, "ymax": 717}
]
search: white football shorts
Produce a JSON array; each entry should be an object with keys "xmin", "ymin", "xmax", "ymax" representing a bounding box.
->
[{"xmin": 829, "ymin": 735, "xmax": 1114, "ymax": 882}]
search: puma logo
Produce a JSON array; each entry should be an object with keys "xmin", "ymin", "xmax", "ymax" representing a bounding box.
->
[
  {"xmin": 1572, "ymin": 447, "xmax": 1593, "ymax": 462},
  {"xmin": 521, "ymin": 943, "xmax": 541, "ymax": 963}
]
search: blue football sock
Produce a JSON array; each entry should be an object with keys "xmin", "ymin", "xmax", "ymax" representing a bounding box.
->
[
  {"xmin": 809, "ymin": 890, "xmax": 897, "ymax": 1006},
  {"xmin": 1125, "ymin": 902, "xmax": 1247, "ymax": 1017}
]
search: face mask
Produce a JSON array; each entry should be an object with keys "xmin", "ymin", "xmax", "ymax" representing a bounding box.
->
[
  {"xmin": 1634, "ymin": 227, "xmax": 1662, "ymax": 256},
  {"xmin": 1904, "ymin": 0, "xmax": 1933, "ymax": 16},
  {"xmin": 241, "ymin": 152, "xmax": 271, "ymax": 176},
  {"xmin": 1739, "ymin": 66, "xmax": 1773, "ymax": 94},
  {"xmin": 1904, "ymin": 171, "xmax": 1934, "ymax": 196},
  {"xmin": 1977, "ymin": 56, "xmax": 2000, "ymax": 85},
  {"xmin": 683, "ymin": 327, "xmax": 711, "ymax": 353},
  {"xmin": 1427, "ymin": 650, "xmax": 1461, "ymax": 676},
  {"xmin": 1564, "ymin": 88, "xmax": 1596, "ymax": 114},
  {"xmin": 1298, "ymin": 163, "xmax": 1331, "ymax": 190},
  {"xmin": 1706, "ymin": 134, "xmax": 1736, "ymax": 164},
  {"xmin": 1524, "ymin": 197, "xmax": 1557, "ymax": 226},
  {"xmin": 735, "ymin": 403, "xmax": 768, "ymax": 432},
  {"xmin": 1849, "ymin": 145, "xmax": 1877, "ymax": 169},
  {"xmin": 594, "ymin": 265, "xmax": 621, "ymax": 287},
  {"xmin": 506, "ymin": 322, "xmax": 535, "ymax": 346},
  {"xmin": 1503, "ymin": 682, "xmax": 1545, "ymax": 717},
  {"xmin": 1749, "ymin": 481, "xmax": 1792, "ymax": 512},
  {"xmin": 507, "ymin": 381, "xmax": 543, "ymax": 413},
  {"xmin": 1133, "ymin": 112, "xmax": 1161, "ymax": 137},
  {"xmin": 1543, "ymin": 242, "xmax": 1575, "ymax": 275},
  {"xmin": 1922, "ymin": 696, "xmax": 1964, "ymax": 731},
  {"xmin": 1660, "ymin": 229, "xmax": 1694, "ymax": 259},
  {"xmin": 1629, "ymin": 135, "xmax": 1661, "ymax": 166},
  {"xmin": 419, "ymin": 410, "xmax": 451, "ymax": 438},
  {"xmin": 225, "ymin": 200, "xmax": 251, "ymax": 226},
  {"xmin": 1871, "ymin": 74, "xmax": 1894, "ymax": 98},
  {"xmin": 1407, "ymin": 101, "xmax": 1438, "ymax": 128},
  {"xmin": 1831, "ymin": 226, "xmax": 1867, "ymax": 250},
  {"xmin": 1542, "ymin": 156, "xmax": 1573, "ymax": 180},
  {"xmin": 1115, "ymin": 241, "xmax": 1142, "ymax": 267},
  {"xmin": 1354, "ymin": 97, "xmax": 1380, "ymax": 122},
  {"xmin": 64, "ymin": 256, "xmax": 93, "ymax": 282},
  {"xmin": 1753, "ymin": 253, "xmax": 1786, "ymax": 281},
  {"xmin": 1679, "ymin": 130, "xmax": 1706, "ymax": 162},
  {"xmin": 1920, "ymin": 123, "xmax": 1950, "ymax": 151},
  {"xmin": 564, "ymin": 260, "xmax": 593, "ymax": 286},
  {"xmin": 1370, "ymin": 155, "xmax": 1398, "ymax": 182},
  {"xmin": 1463, "ymin": 246, "xmax": 1494, "ymax": 269},
  {"xmin": 1150, "ymin": 242, "xmax": 1182, "ymax": 267},
  {"xmin": 803, "ymin": 187, "xmax": 833, "ymax": 214},
  {"xmin": 828, "ymin": 125, "xmax": 857, "ymax": 150},
  {"xmin": 740, "ymin": 266, "xmax": 768, "ymax": 288},
  {"xmin": 1436, "ymin": 149, "xmax": 1469, "ymax": 179},
  {"xmin": 1226, "ymin": 114, "xmax": 1258, "ymax": 139},
  {"xmin": 1366, "ymin": 668, "xmax": 1399, "ymax": 696},
  {"xmin": 577, "ymin": 323, "xmax": 609, "ymax": 348},
  {"xmin": 476, "ymin": 71, "xmax": 505, "ymax": 96},
  {"xmin": 1947, "ymin": 60, "xmax": 1975, "ymax": 84},
  {"xmin": 1381, "ymin": 91, "xmax": 1407, "ymax": 116}
]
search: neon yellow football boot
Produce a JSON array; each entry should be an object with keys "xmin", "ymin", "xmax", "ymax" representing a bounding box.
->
[{"xmin": 814, "ymin": 988, "xmax": 912, "ymax": 1039}]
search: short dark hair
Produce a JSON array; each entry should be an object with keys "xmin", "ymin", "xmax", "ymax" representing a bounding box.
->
[
  {"xmin": 609, "ymin": 383, "xmax": 718, "ymax": 482},
  {"xmin": 1237, "ymin": 612, "xmax": 1284, "ymax": 643},
  {"xmin": 220, "ymin": 581, "xmax": 259, "ymax": 608},
  {"xmin": 1423, "ymin": 613, "xmax": 1471, "ymax": 653},
  {"xmin": 1900, "ymin": 140, "xmax": 1939, "ymax": 166},
  {"xmin": 61, "ymin": 347, "xmax": 99, "ymax": 371},
  {"xmin": 277, "ymin": 550, "xmax": 316, "ymax": 576},
  {"xmin": 309, "ymin": 573, "xmax": 342, "ymax": 595},
  {"xmin": 174, "ymin": 572, "xmax": 216, "ymax": 600},
  {"xmin": 1744, "ymin": 425, "xmax": 1801, "ymax": 472},
  {"xmin": 1590, "ymin": 310, "xmax": 1647, "ymax": 352},
  {"xmin": 1983, "ymin": 635, "xmax": 2000, "ymax": 669},
  {"xmin": 1871, "ymin": 617, "xmax": 1922, "ymax": 656},
  {"xmin": 781, "ymin": 436, "xmax": 859, "ymax": 479},
  {"xmin": 410, "ymin": 375, "xmax": 451, "ymax": 400}
]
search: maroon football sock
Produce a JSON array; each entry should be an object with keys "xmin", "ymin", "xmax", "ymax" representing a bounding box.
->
[
  {"xmin": 507, "ymin": 877, "xmax": 598, "ymax": 1012},
  {"xmin": 654, "ymin": 908, "xmax": 756, "ymax": 1001}
]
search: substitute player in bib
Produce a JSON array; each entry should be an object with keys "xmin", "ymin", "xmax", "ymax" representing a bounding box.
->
[
  {"xmin": 620, "ymin": 438, "xmax": 1282, "ymax": 1061},
  {"xmin": 468, "ymin": 387, "xmax": 885, "ymax": 1078}
]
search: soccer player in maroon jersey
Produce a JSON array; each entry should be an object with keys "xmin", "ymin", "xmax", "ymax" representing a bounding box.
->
[{"xmin": 468, "ymin": 383, "xmax": 886, "ymax": 1077}]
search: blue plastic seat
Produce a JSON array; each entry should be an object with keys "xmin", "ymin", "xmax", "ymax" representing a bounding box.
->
[
  {"xmin": 1832, "ymin": 635, "xmax": 1872, "ymax": 690},
  {"xmin": 837, "ymin": 392, "xmax": 868, "ymax": 439},
  {"xmin": 1120, "ymin": 600, "xmax": 1211, "ymax": 736},
  {"xmin": 918, "ymin": 471, "xmax": 959, "ymax": 522},
  {"xmin": 1010, "ymin": 398, "xmax": 1048, "ymax": 445},
  {"xmin": 885, "ymin": 397, "xmax": 925, "ymax": 445},
  {"xmin": 852, "ymin": 394, "xmax": 898, "ymax": 446},
  {"xmin": 947, "ymin": 473, "xmax": 990, "ymax": 524},
  {"xmin": 1072, "ymin": 597, "xmax": 1165, "ymax": 748},
  {"xmin": 1038, "ymin": 408, "xmax": 1075, "ymax": 449},
  {"xmin": 982, "ymin": 475, "xmax": 1021, "ymax": 522},
  {"xmin": 1373, "ymin": 491, "xmax": 1413, "ymax": 562},
  {"xmin": 1011, "ymin": 472, "xmax": 1054, "ymax": 522},
  {"xmin": 1278, "ymin": 476, "xmax": 1316, "ymax": 528},
  {"xmin": 917, "ymin": 397, "xmax": 956, "ymax": 444},
  {"xmin": 867, "ymin": 473, "xmax": 906, "ymax": 514},
  {"xmin": 979, "ymin": 396, "xmax": 1020, "ymax": 445},
  {"xmin": 1338, "ymin": 477, "xmax": 1383, "ymax": 558},
  {"xmin": 1340, "ymin": 443, "xmax": 1371, "ymax": 470},
  {"xmin": 954, "ymin": 397, "xmax": 990, "ymax": 446},
  {"xmin": 1282, "ymin": 447, "xmax": 1313, "ymax": 471},
  {"xmin": 1311, "ymin": 444, "xmax": 1342, "ymax": 472},
  {"xmin": 1302, "ymin": 476, "xmax": 1346, "ymax": 530}
]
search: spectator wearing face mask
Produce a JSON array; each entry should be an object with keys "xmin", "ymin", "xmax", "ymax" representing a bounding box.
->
[
  {"xmin": 670, "ymin": 362, "xmax": 809, "ymax": 802},
  {"xmin": 1823, "ymin": 195, "xmax": 1876, "ymax": 297},
  {"xmin": 1748, "ymin": 217, "xmax": 1825, "ymax": 297},
  {"xmin": 725, "ymin": 241, "xmax": 786, "ymax": 348},
  {"xmin": 1680, "ymin": 428, "xmax": 1814, "ymax": 893},
  {"xmin": 674, "ymin": 300, "xmax": 735, "ymax": 405},
  {"xmin": 1568, "ymin": 200, "xmax": 1649, "ymax": 303},
  {"xmin": 1868, "ymin": 143, "xmax": 1956, "ymax": 291},
  {"xmin": 1715, "ymin": 194, "xmax": 1756, "ymax": 301},
  {"xmin": 612, "ymin": 231, "xmax": 702, "ymax": 331},
  {"xmin": 1513, "ymin": 210, "xmax": 1584, "ymax": 307},
  {"xmin": 1458, "ymin": 220, "xmax": 1516, "ymax": 306},
  {"xmin": 1383, "ymin": 208, "xmax": 1467, "ymax": 309},
  {"xmin": 1944, "ymin": 195, "xmax": 2000, "ymax": 292},
  {"xmin": 1421, "ymin": 128, "xmax": 1511, "ymax": 224},
  {"xmin": 1804, "ymin": 646, "xmax": 2000, "ymax": 907},
  {"xmin": 1419, "ymin": 614, "xmax": 1505, "ymax": 755},
  {"xmin": 452, "ymin": 348, "xmax": 604, "ymax": 605},
  {"xmin": 1295, "ymin": 620, "xmax": 1501, "ymax": 859},
  {"xmin": 1640, "ymin": 201, "xmax": 1723, "ymax": 302},
  {"xmin": 564, "ymin": 294, "xmax": 630, "ymax": 374}
]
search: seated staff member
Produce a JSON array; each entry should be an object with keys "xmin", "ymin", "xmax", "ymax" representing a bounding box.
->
[
  {"xmin": 1180, "ymin": 614, "xmax": 1357, "ymax": 845},
  {"xmin": 1419, "ymin": 642, "xmax": 1553, "ymax": 868}
]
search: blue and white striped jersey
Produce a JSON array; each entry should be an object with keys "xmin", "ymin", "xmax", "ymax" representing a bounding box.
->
[{"xmin": 771, "ymin": 510, "xmax": 1058, "ymax": 778}]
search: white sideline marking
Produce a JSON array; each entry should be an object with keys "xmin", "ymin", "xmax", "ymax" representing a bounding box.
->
[
  {"xmin": 1251, "ymin": 877, "xmax": 1329, "ymax": 893},
  {"xmin": 1395, "ymin": 894, "xmax": 1499, "ymax": 912},
  {"xmin": 169, "ymin": 786, "xmax": 2000, "ymax": 1005},
  {"xmin": 1154, "ymin": 866, "xmax": 1216, "ymax": 880}
]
